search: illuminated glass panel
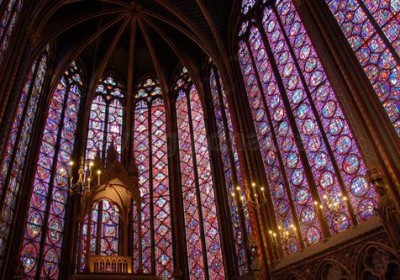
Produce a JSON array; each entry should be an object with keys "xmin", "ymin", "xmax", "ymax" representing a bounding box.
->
[
  {"xmin": 132, "ymin": 78, "xmax": 172, "ymax": 278},
  {"xmin": 325, "ymin": 0, "xmax": 400, "ymax": 135},
  {"xmin": 86, "ymin": 74, "xmax": 125, "ymax": 162},
  {"xmin": 239, "ymin": 38, "xmax": 312, "ymax": 251},
  {"xmin": 238, "ymin": 0, "xmax": 378, "ymax": 255},
  {"xmin": 0, "ymin": 0, "xmax": 23, "ymax": 66},
  {"xmin": 19, "ymin": 61, "xmax": 83, "ymax": 279},
  {"xmin": 151, "ymin": 98, "xmax": 172, "ymax": 279},
  {"xmin": 100, "ymin": 200, "xmax": 119, "ymax": 256},
  {"xmin": 175, "ymin": 68, "xmax": 225, "ymax": 279},
  {"xmin": 0, "ymin": 46, "xmax": 48, "ymax": 268},
  {"xmin": 77, "ymin": 74, "xmax": 125, "ymax": 271},
  {"xmin": 241, "ymin": 0, "xmax": 256, "ymax": 14},
  {"xmin": 133, "ymin": 98, "xmax": 151, "ymax": 273},
  {"xmin": 209, "ymin": 66, "xmax": 249, "ymax": 274}
]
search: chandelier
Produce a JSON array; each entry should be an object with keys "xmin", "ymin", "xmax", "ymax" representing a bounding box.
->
[
  {"xmin": 60, "ymin": 156, "xmax": 102, "ymax": 196},
  {"xmin": 231, "ymin": 182, "xmax": 267, "ymax": 209}
]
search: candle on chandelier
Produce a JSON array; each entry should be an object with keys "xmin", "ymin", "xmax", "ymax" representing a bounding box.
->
[
  {"xmin": 260, "ymin": 186, "xmax": 265, "ymax": 200},
  {"xmin": 97, "ymin": 170, "xmax": 101, "ymax": 185}
]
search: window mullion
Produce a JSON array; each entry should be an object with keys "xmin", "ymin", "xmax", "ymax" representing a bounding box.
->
[
  {"xmin": 245, "ymin": 38, "xmax": 305, "ymax": 252},
  {"xmin": 185, "ymin": 89, "xmax": 210, "ymax": 280},
  {"xmin": 102, "ymin": 97, "xmax": 110, "ymax": 161},
  {"xmin": 271, "ymin": 5, "xmax": 358, "ymax": 226},
  {"xmin": 213, "ymin": 68, "xmax": 251, "ymax": 267},
  {"xmin": 0, "ymin": 56, "xmax": 40, "ymax": 207},
  {"xmin": 0, "ymin": 0, "xmax": 18, "ymax": 42},
  {"xmin": 148, "ymin": 100, "xmax": 155, "ymax": 274},
  {"xmin": 254, "ymin": 19, "xmax": 331, "ymax": 239},
  {"xmin": 35, "ymin": 81, "xmax": 71, "ymax": 279},
  {"xmin": 355, "ymin": 0, "xmax": 400, "ymax": 62}
]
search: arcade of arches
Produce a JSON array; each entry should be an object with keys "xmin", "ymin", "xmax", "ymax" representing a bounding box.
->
[{"xmin": 0, "ymin": 0, "xmax": 400, "ymax": 279}]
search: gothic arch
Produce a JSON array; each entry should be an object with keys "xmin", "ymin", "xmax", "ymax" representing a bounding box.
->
[
  {"xmin": 315, "ymin": 259, "xmax": 351, "ymax": 280},
  {"xmin": 355, "ymin": 242, "xmax": 400, "ymax": 280}
]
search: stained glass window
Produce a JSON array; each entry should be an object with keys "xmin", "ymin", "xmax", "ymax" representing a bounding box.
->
[
  {"xmin": 19, "ymin": 61, "xmax": 83, "ymax": 279},
  {"xmin": 86, "ymin": 74, "xmax": 125, "ymax": 162},
  {"xmin": 175, "ymin": 67, "xmax": 225, "ymax": 279},
  {"xmin": 325, "ymin": 0, "xmax": 400, "ymax": 136},
  {"xmin": 132, "ymin": 77, "xmax": 173, "ymax": 279},
  {"xmin": 238, "ymin": 0, "xmax": 378, "ymax": 256},
  {"xmin": 0, "ymin": 45, "xmax": 49, "ymax": 269},
  {"xmin": 77, "ymin": 199, "xmax": 120, "ymax": 272},
  {"xmin": 209, "ymin": 65, "xmax": 250, "ymax": 275},
  {"xmin": 0, "ymin": 0, "xmax": 23, "ymax": 66}
]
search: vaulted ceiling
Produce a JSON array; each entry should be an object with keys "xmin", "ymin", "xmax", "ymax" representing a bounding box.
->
[{"xmin": 30, "ymin": 0, "xmax": 241, "ymax": 89}]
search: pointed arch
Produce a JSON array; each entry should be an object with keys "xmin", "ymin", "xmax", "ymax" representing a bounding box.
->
[
  {"xmin": 85, "ymin": 72, "xmax": 126, "ymax": 162},
  {"xmin": 175, "ymin": 66, "xmax": 225, "ymax": 279},
  {"xmin": 238, "ymin": 0, "xmax": 378, "ymax": 256},
  {"xmin": 132, "ymin": 76, "xmax": 173, "ymax": 279},
  {"xmin": 0, "ymin": 0, "xmax": 23, "ymax": 66},
  {"xmin": 0, "ymin": 44, "xmax": 50, "ymax": 269},
  {"xmin": 208, "ymin": 62, "xmax": 250, "ymax": 275},
  {"xmin": 19, "ymin": 60, "xmax": 84, "ymax": 279}
]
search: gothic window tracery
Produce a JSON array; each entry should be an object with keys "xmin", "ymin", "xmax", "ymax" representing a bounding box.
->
[
  {"xmin": 325, "ymin": 0, "xmax": 400, "ymax": 136},
  {"xmin": 19, "ymin": 61, "xmax": 83, "ymax": 279},
  {"xmin": 132, "ymin": 77, "xmax": 172, "ymax": 279},
  {"xmin": 0, "ymin": 45, "xmax": 49, "ymax": 269},
  {"xmin": 0, "ymin": 0, "xmax": 23, "ymax": 66},
  {"xmin": 238, "ymin": 0, "xmax": 378, "ymax": 256},
  {"xmin": 175, "ymin": 67, "xmax": 225, "ymax": 279},
  {"xmin": 209, "ymin": 64, "xmax": 250, "ymax": 275},
  {"xmin": 86, "ymin": 74, "xmax": 125, "ymax": 162}
]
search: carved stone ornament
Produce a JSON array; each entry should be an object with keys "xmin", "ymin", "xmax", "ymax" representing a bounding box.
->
[
  {"xmin": 359, "ymin": 246, "xmax": 400, "ymax": 279},
  {"xmin": 26, "ymin": 26, "xmax": 41, "ymax": 46},
  {"xmin": 367, "ymin": 167, "xmax": 400, "ymax": 252}
]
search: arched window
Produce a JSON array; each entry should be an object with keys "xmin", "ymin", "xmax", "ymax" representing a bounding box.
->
[
  {"xmin": 76, "ymin": 74, "xmax": 125, "ymax": 271},
  {"xmin": 238, "ymin": 0, "xmax": 378, "ymax": 256},
  {"xmin": 0, "ymin": 45, "xmax": 49, "ymax": 269},
  {"xmin": 175, "ymin": 67, "xmax": 225, "ymax": 279},
  {"xmin": 19, "ymin": 61, "xmax": 83, "ymax": 279},
  {"xmin": 209, "ymin": 64, "xmax": 250, "ymax": 275},
  {"xmin": 325, "ymin": 0, "xmax": 400, "ymax": 136},
  {"xmin": 93, "ymin": 200, "xmax": 120, "ymax": 256},
  {"xmin": 132, "ymin": 77, "xmax": 172, "ymax": 279},
  {"xmin": 78, "ymin": 198, "xmax": 121, "ymax": 271},
  {"xmin": 0, "ymin": 0, "xmax": 23, "ymax": 66},
  {"xmin": 86, "ymin": 74, "xmax": 125, "ymax": 162}
]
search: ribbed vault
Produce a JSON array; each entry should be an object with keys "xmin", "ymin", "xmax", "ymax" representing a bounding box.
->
[{"xmin": 27, "ymin": 0, "xmax": 239, "ymax": 94}]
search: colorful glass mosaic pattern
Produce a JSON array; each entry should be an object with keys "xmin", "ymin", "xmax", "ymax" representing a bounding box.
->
[
  {"xmin": 0, "ymin": 0, "xmax": 23, "ymax": 66},
  {"xmin": 86, "ymin": 74, "xmax": 125, "ymax": 162},
  {"xmin": 325, "ymin": 0, "xmax": 400, "ymax": 135},
  {"xmin": 0, "ymin": 46, "xmax": 48, "ymax": 269},
  {"xmin": 99, "ymin": 200, "xmax": 119, "ymax": 256},
  {"xmin": 238, "ymin": 0, "xmax": 378, "ymax": 255},
  {"xmin": 209, "ymin": 66, "xmax": 249, "ymax": 274},
  {"xmin": 133, "ymin": 78, "xmax": 173, "ymax": 279},
  {"xmin": 19, "ymin": 61, "xmax": 83, "ymax": 279},
  {"xmin": 175, "ymin": 67, "xmax": 225, "ymax": 279}
]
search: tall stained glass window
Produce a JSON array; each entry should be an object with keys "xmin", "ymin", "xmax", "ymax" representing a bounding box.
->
[
  {"xmin": 238, "ymin": 0, "xmax": 378, "ymax": 256},
  {"xmin": 76, "ymin": 74, "xmax": 125, "ymax": 271},
  {"xmin": 19, "ymin": 61, "xmax": 83, "ymax": 279},
  {"xmin": 325, "ymin": 0, "xmax": 400, "ymax": 136},
  {"xmin": 132, "ymin": 77, "xmax": 172, "ymax": 279},
  {"xmin": 175, "ymin": 67, "xmax": 225, "ymax": 279},
  {"xmin": 86, "ymin": 74, "xmax": 125, "ymax": 162},
  {"xmin": 0, "ymin": 45, "xmax": 49, "ymax": 269},
  {"xmin": 0, "ymin": 0, "xmax": 23, "ymax": 66},
  {"xmin": 209, "ymin": 64, "xmax": 250, "ymax": 275}
]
